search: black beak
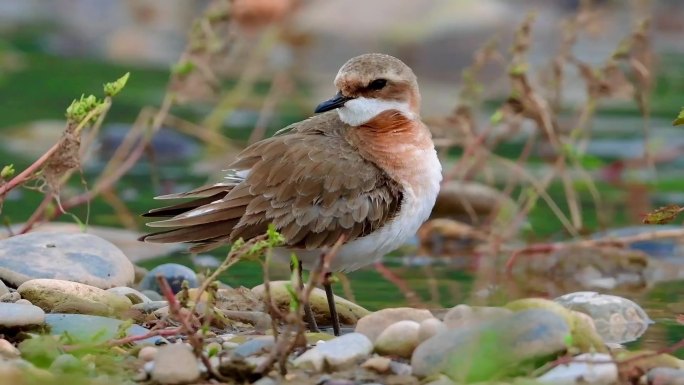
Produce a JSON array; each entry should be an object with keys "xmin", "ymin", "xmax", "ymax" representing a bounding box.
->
[{"xmin": 315, "ymin": 92, "xmax": 352, "ymax": 113}]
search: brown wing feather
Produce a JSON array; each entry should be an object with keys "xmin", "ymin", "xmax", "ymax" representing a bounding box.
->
[{"xmin": 140, "ymin": 111, "xmax": 403, "ymax": 251}]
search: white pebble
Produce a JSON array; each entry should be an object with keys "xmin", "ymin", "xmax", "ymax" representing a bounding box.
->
[
  {"xmin": 537, "ymin": 353, "xmax": 617, "ymax": 385},
  {"xmin": 138, "ymin": 346, "xmax": 158, "ymax": 362},
  {"xmin": 418, "ymin": 318, "xmax": 447, "ymax": 342},
  {"xmin": 374, "ymin": 320, "xmax": 421, "ymax": 358}
]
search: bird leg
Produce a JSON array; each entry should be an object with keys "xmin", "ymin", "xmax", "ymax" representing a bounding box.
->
[
  {"xmin": 323, "ymin": 272, "xmax": 341, "ymax": 336},
  {"xmin": 291, "ymin": 257, "xmax": 319, "ymax": 333}
]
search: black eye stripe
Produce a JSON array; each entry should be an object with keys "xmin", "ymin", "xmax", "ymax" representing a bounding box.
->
[{"xmin": 368, "ymin": 79, "xmax": 387, "ymax": 90}]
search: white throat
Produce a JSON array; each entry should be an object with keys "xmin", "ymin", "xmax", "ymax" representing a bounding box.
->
[{"xmin": 337, "ymin": 97, "xmax": 415, "ymax": 126}]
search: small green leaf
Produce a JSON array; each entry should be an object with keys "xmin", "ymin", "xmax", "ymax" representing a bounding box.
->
[
  {"xmin": 103, "ymin": 72, "xmax": 130, "ymax": 97},
  {"xmin": 643, "ymin": 204, "xmax": 684, "ymax": 224},
  {"xmin": 563, "ymin": 333, "xmax": 574, "ymax": 347},
  {"xmin": 207, "ymin": 343, "xmax": 221, "ymax": 357},
  {"xmin": 284, "ymin": 282, "xmax": 299, "ymax": 312},
  {"xmin": 290, "ymin": 253, "xmax": 300, "ymax": 287},
  {"xmin": 490, "ymin": 109, "xmax": 504, "ymax": 125},
  {"xmin": 267, "ymin": 224, "xmax": 285, "ymax": 246},
  {"xmin": 65, "ymin": 94, "xmax": 102, "ymax": 122},
  {"xmin": 231, "ymin": 238, "xmax": 245, "ymax": 252},
  {"xmin": 673, "ymin": 107, "xmax": 684, "ymax": 127},
  {"xmin": 1, "ymin": 164, "xmax": 14, "ymax": 179},
  {"xmin": 172, "ymin": 61, "xmax": 195, "ymax": 76},
  {"xmin": 509, "ymin": 63, "xmax": 528, "ymax": 76}
]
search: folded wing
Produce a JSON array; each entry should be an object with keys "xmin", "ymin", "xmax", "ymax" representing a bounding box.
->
[{"xmin": 140, "ymin": 113, "xmax": 403, "ymax": 252}]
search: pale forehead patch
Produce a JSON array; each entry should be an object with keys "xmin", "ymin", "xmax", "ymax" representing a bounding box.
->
[
  {"xmin": 335, "ymin": 53, "xmax": 415, "ymax": 86},
  {"xmin": 337, "ymin": 97, "xmax": 414, "ymax": 127}
]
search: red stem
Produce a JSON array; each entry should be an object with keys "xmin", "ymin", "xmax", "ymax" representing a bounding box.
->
[{"xmin": 0, "ymin": 141, "xmax": 61, "ymax": 198}]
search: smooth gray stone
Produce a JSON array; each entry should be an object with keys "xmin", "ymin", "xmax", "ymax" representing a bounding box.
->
[
  {"xmin": 411, "ymin": 309, "xmax": 571, "ymax": 382},
  {"xmin": 554, "ymin": 291, "xmax": 652, "ymax": 344},
  {"xmin": 0, "ymin": 302, "xmax": 45, "ymax": 328},
  {"xmin": 131, "ymin": 301, "xmax": 169, "ymax": 313},
  {"xmin": 139, "ymin": 263, "xmax": 198, "ymax": 294},
  {"xmin": 0, "ymin": 232, "xmax": 134, "ymax": 288},
  {"xmin": 141, "ymin": 290, "xmax": 163, "ymax": 301},
  {"xmin": 231, "ymin": 336, "xmax": 275, "ymax": 358},
  {"xmin": 294, "ymin": 333, "xmax": 373, "ymax": 371},
  {"xmin": 0, "ymin": 280, "xmax": 9, "ymax": 297},
  {"xmin": 107, "ymin": 287, "xmax": 151, "ymax": 304}
]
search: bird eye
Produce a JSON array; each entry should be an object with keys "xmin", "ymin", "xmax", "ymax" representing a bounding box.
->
[{"xmin": 368, "ymin": 79, "xmax": 387, "ymax": 90}]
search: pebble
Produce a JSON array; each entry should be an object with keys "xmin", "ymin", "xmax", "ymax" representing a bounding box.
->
[
  {"xmin": 222, "ymin": 342, "xmax": 240, "ymax": 350},
  {"xmin": 131, "ymin": 301, "xmax": 169, "ymax": 313},
  {"xmin": 537, "ymin": 353, "xmax": 618, "ymax": 385},
  {"xmin": 0, "ymin": 338, "xmax": 20, "ymax": 359},
  {"xmin": 355, "ymin": 307, "xmax": 434, "ymax": 342},
  {"xmin": 139, "ymin": 263, "xmax": 198, "ymax": 295},
  {"xmin": 252, "ymin": 376, "xmax": 278, "ymax": 385},
  {"xmin": 141, "ymin": 290, "xmax": 163, "ymax": 301},
  {"xmin": 152, "ymin": 344, "xmax": 200, "ymax": 384},
  {"xmin": 424, "ymin": 374, "xmax": 457, "ymax": 385},
  {"xmin": 231, "ymin": 336, "xmax": 275, "ymax": 358},
  {"xmin": 418, "ymin": 318, "xmax": 447, "ymax": 343},
  {"xmin": 389, "ymin": 361, "xmax": 413, "ymax": 376},
  {"xmin": 411, "ymin": 309, "xmax": 571, "ymax": 382},
  {"xmin": 14, "ymin": 299, "xmax": 32, "ymax": 306},
  {"xmin": 143, "ymin": 360, "xmax": 155, "ymax": 374},
  {"xmin": 0, "ymin": 302, "xmax": 45, "ymax": 327},
  {"xmin": 133, "ymin": 265, "xmax": 149, "ymax": 284},
  {"xmin": 18, "ymin": 279, "xmax": 132, "ymax": 317},
  {"xmin": 554, "ymin": 291, "xmax": 653, "ymax": 343},
  {"xmin": 252, "ymin": 281, "xmax": 370, "ymax": 326},
  {"xmin": 0, "ymin": 292, "xmax": 21, "ymax": 303},
  {"xmin": 647, "ymin": 367, "xmax": 684, "ymax": 385},
  {"xmin": 218, "ymin": 333, "xmax": 236, "ymax": 342},
  {"xmin": 305, "ymin": 332, "xmax": 336, "ymax": 344},
  {"xmin": 0, "ymin": 280, "xmax": 8, "ymax": 297},
  {"xmin": 244, "ymin": 355, "xmax": 268, "ymax": 370},
  {"xmin": 219, "ymin": 309, "xmax": 272, "ymax": 332},
  {"xmin": 45, "ymin": 313, "xmax": 164, "ymax": 345},
  {"xmin": 443, "ymin": 304, "xmax": 513, "ymax": 329},
  {"xmin": 361, "ymin": 356, "xmax": 392, "ymax": 373},
  {"xmin": 205, "ymin": 342, "xmax": 222, "ymax": 357},
  {"xmin": 106, "ymin": 287, "xmax": 151, "ymax": 304},
  {"xmin": 374, "ymin": 320, "xmax": 421, "ymax": 358},
  {"xmin": 293, "ymin": 332, "xmax": 373, "ymax": 372},
  {"xmin": 153, "ymin": 306, "xmax": 170, "ymax": 318},
  {"xmin": 319, "ymin": 379, "xmax": 356, "ymax": 385},
  {"xmin": 187, "ymin": 287, "xmax": 262, "ymax": 311},
  {"xmin": 505, "ymin": 297, "xmax": 606, "ymax": 353},
  {"xmin": 0, "ymin": 232, "xmax": 135, "ymax": 288},
  {"xmin": 138, "ymin": 346, "xmax": 158, "ymax": 362}
]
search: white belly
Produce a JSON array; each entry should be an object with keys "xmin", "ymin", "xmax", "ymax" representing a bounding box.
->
[{"xmin": 275, "ymin": 149, "xmax": 442, "ymax": 272}]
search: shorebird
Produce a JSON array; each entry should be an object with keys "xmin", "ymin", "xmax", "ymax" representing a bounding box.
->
[{"xmin": 140, "ymin": 53, "xmax": 442, "ymax": 335}]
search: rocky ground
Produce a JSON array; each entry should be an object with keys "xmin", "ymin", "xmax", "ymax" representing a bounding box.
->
[{"xmin": 0, "ymin": 231, "xmax": 682, "ymax": 385}]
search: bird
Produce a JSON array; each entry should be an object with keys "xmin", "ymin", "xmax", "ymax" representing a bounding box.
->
[{"xmin": 140, "ymin": 53, "xmax": 442, "ymax": 335}]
